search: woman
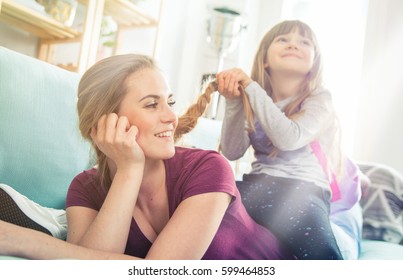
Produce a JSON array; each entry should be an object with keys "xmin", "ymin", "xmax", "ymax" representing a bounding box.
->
[
  {"xmin": 216, "ymin": 20, "xmax": 363, "ymax": 259},
  {"xmin": 0, "ymin": 53, "xmax": 292, "ymax": 260}
]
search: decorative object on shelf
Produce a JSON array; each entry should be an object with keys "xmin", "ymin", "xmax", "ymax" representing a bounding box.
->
[
  {"xmin": 35, "ymin": 0, "xmax": 77, "ymax": 26},
  {"xmin": 1, "ymin": 0, "xmax": 161, "ymax": 73},
  {"xmin": 14, "ymin": 0, "xmax": 46, "ymax": 14},
  {"xmin": 97, "ymin": 16, "xmax": 118, "ymax": 60},
  {"xmin": 100, "ymin": 16, "xmax": 118, "ymax": 47},
  {"xmin": 205, "ymin": 6, "xmax": 247, "ymax": 119}
]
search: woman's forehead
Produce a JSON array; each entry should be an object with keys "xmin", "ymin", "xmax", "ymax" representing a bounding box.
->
[{"xmin": 125, "ymin": 69, "xmax": 171, "ymax": 99}]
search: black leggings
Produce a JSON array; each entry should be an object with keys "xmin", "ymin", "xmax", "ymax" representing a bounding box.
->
[{"xmin": 237, "ymin": 174, "xmax": 343, "ymax": 260}]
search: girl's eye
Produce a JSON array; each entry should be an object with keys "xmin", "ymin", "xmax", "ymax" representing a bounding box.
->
[
  {"xmin": 277, "ymin": 37, "xmax": 287, "ymax": 42},
  {"xmin": 302, "ymin": 39, "xmax": 312, "ymax": 46}
]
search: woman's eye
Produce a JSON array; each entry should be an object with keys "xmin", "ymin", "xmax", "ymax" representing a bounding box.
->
[
  {"xmin": 168, "ymin": 100, "xmax": 176, "ymax": 107},
  {"xmin": 145, "ymin": 102, "xmax": 158, "ymax": 108}
]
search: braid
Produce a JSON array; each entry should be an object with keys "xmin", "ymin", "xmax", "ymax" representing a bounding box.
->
[
  {"xmin": 174, "ymin": 80, "xmax": 255, "ymax": 143},
  {"xmin": 174, "ymin": 80, "xmax": 216, "ymax": 142}
]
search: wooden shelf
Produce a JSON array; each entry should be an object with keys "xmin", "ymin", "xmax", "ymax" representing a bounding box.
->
[
  {"xmin": 104, "ymin": 0, "xmax": 158, "ymax": 27},
  {"xmin": 0, "ymin": 0, "xmax": 161, "ymax": 73},
  {"xmin": 0, "ymin": 0, "xmax": 80, "ymax": 39}
]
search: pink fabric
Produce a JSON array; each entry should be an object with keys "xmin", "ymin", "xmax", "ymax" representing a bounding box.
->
[
  {"xmin": 310, "ymin": 141, "xmax": 362, "ymax": 214},
  {"xmin": 310, "ymin": 140, "xmax": 341, "ymax": 201}
]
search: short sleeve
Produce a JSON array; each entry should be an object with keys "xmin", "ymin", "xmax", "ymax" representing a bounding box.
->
[
  {"xmin": 65, "ymin": 168, "xmax": 106, "ymax": 211},
  {"xmin": 176, "ymin": 150, "xmax": 238, "ymax": 201}
]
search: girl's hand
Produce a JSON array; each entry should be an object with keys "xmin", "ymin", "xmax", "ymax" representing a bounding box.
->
[
  {"xmin": 216, "ymin": 68, "xmax": 253, "ymax": 99},
  {"xmin": 90, "ymin": 113, "xmax": 145, "ymax": 170}
]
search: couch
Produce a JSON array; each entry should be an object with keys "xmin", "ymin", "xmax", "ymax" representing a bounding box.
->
[{"xmin": 0, "ymin": 46, "xmax": 402, "ymax": 260}]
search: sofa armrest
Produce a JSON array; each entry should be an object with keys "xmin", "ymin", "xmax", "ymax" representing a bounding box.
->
[{"xmin": 0, "ymin": 47, "xmax": 92, "ymax": 209}]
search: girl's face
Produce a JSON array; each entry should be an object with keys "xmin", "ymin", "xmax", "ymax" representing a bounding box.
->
[
  {"xmin": 265, "ymin": 29, "xmax": 315, "ymax": 77},
  {"xmin": 117, "ymin": 68, "xmax": 178, "ymax": 160}
]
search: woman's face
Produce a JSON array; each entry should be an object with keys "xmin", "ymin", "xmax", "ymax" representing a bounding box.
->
[
  {"xmin": 117, "ymin": 68, "xmax": 177, "ymax": 160},
  {"xmin": 265, "ymin": 29, "xmax": 315, "ymax": 77}
]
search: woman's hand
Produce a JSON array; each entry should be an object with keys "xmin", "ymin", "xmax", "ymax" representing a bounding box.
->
[
  {"xmin": 90, "ymin": 113, "xmax": 145, "ymax": 170},
  {"xmin": 216, "ymin": 68, "xmax": 253, "ymax": 99},
  {"xmin": 69, "ymin": 113, "xmax": 145, "ymax": 253}
]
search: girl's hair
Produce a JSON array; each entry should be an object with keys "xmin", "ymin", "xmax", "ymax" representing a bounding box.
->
[
  {"xmin": 250, "ymin": 20, "xmax": 324, "ymax": 157},
  {"xmin": 252, "ymin": 20, "xmax": 323, "ymax": 115},
  {"xmin": 251, "ymin": 20, "xmax": 343, "ymax": 176},
  {"xmin": 174, "ymin": 80, "xmax": 255, "ymax": 141}
]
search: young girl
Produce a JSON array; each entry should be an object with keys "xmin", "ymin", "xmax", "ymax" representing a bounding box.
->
[{"xmin": 216, "ymin": 20, "xmax": 362, "ymax": 259}]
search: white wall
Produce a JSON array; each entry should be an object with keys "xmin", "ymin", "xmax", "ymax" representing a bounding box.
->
[
  {"xmin": 154, "ymin": 0, "xmax": 403, "ymax": 175},
  {"xmin": 156, "ymin": 0, "xmax": 248, "ymax": 116},
  {"xmin": 0, "ymin": 23, "xmax": 37, "ymax": 56},
  {"xmin": 353, "ymin": 0, "xmax": 403, "ymax": 173},
  {"xmin": 154, "ymin": 0, "xmax": 287, "ymax": 117},
  {"xmin": 1, "ymin": 0, "xmax": 402, "ymax": 174}
]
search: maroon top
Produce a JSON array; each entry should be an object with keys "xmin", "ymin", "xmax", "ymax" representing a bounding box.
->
[{"xmin": 66, "ymin": 147, "xmax": 291, "ymax": 259}]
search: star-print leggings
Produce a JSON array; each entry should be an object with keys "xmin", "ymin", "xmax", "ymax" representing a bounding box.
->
[{"xmin": 237, "ymin": 173, "xmax": 343, "ymax": 260}]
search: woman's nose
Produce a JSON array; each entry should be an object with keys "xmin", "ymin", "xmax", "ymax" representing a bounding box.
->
[{"xmin": 161, "ymin": 104, "xmax": 177, "ymax": 123}]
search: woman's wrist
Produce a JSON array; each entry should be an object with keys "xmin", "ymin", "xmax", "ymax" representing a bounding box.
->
[
  {"xmin": 114, "ymin": 164, "xmax": 144, "ymax": 183},
  {"xmin": 0, "ymin": 221, "xmax": 30, "ymax": 257}
]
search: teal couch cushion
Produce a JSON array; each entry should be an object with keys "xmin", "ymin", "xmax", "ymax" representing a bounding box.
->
[
  {"xmin": 0, "ymin": 47, "xmax": 92, "ymax": 209},
  {"xmin": 360, "ymin": 240, "xmax": 403, "ymax": 259}
]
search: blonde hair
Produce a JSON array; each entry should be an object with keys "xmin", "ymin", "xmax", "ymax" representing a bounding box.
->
[
  {"xmin": 174, "ymin": 80, "xmax": 254, "ymax": 141},
  {"xmin": 177, "ymin": 21, "xmax": 324, "ymax": 153},
  {"xmin": 77, "ymin": 54, "xmax": 251, "ymax": 190},
  {"xmin": 77, "ymin": 54, "xmax": 156, "ymax": 189},
  {"xmin": 252, "ymin": 20, "xmax": 323, "ymax": 116},
  {"xmin": 248, "ymin": 20, "xmax": 322, "ymax": 158},
  {"xmin": 251, "ymin": 20, "xmax": 344, "ymax": 176}
]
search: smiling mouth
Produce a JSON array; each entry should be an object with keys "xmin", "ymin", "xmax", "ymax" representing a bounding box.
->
[
  {"xmin": 155, "ymin": 131, "xmax": 173, "ymax": 137},
  {"xmin": 282, "ymin": 53, "xmax": 300, "ymax": 58}
]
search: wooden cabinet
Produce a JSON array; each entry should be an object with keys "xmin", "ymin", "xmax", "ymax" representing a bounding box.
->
[{"xmin": 0, "ymin": 0, "xmax": 161, "ymax": 73}]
